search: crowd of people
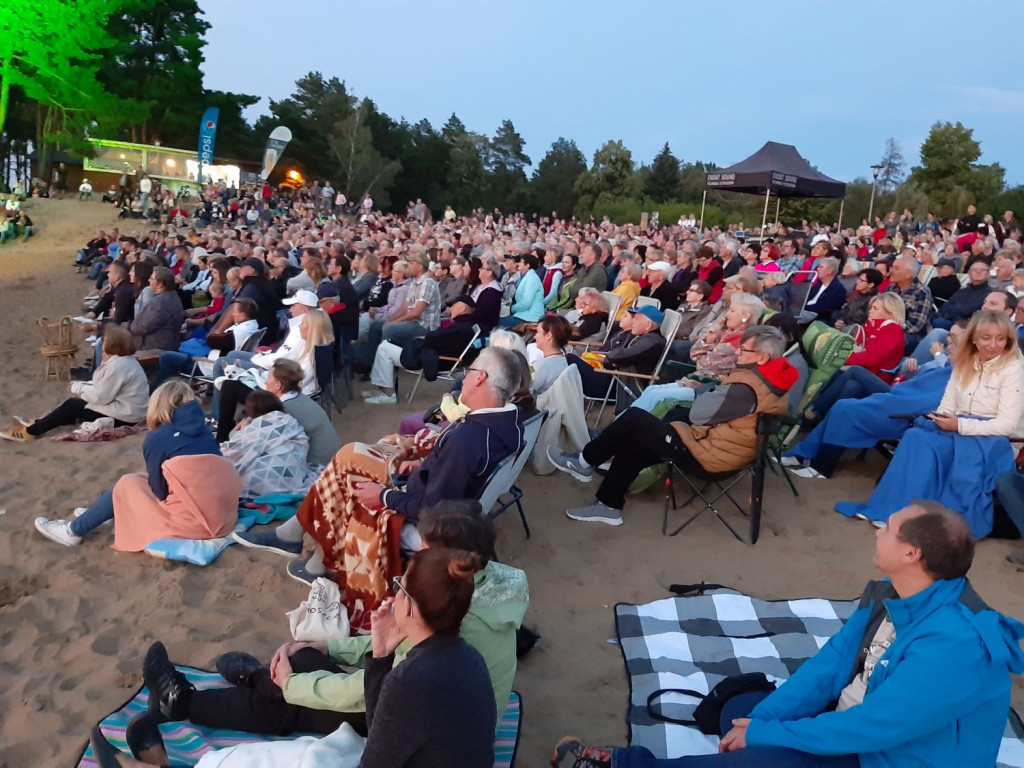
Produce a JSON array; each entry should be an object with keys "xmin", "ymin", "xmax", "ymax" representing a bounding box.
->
[{"xmin": 5, "ymin": 180, "xmax": 1024, "ymax": 767}]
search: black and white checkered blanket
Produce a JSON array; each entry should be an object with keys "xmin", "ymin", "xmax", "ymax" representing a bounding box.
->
[{"xmin": 614, "ymin": 586, "xmax": 1024, "ymax": 766}]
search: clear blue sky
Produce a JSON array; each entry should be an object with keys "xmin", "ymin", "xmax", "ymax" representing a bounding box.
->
[{"xmin": 197, "ymin": 0, "xmax": 1024, "ymax": 185}]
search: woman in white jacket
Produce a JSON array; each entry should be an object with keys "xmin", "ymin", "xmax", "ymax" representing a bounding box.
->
[
  {"xmin": 836, "ymin": 310, "xmax": 1024, "ymax": 537},
  {"xmin": 1, "ymin": 327, "xmax": 149, "ymax": 442}
]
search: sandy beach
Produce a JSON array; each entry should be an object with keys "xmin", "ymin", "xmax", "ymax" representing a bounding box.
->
[{"xmin": 1, "ymin": 197, "xmax": 1023, "ymax": 766}]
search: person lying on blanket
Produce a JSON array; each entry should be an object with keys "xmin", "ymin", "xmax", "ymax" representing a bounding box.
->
[
  {"xmin": 113, "ymin": 503, "xmax": 526, "ymax": 749},
  {"xmin": 551, "ymin": 500, "xmax": 1024, "ymax": 768},
  {"xmin": 91, "ymin": 547, "xmax": 499, "ymax": 768},
  {"xmin": 232, "ymin": 346, "xmax": 526, "ymax": 617},
  {"xmin": 547, "ymin": 326, "xmax": 796, "ymax": 527}
]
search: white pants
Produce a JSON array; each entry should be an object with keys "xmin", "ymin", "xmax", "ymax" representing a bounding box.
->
[{"xmin": 370, "ymin": 340, "xmax": 404, "ymax": 389}]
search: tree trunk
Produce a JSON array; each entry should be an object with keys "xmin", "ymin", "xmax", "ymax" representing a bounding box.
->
[{"xmin": 0, "ymin": 56, "xmax": 10, "ymax": 140}]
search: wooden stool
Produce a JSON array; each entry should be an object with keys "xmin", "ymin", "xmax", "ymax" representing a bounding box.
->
[{"xmin": 39, "ymin": 316, "xmax": 79, "ymax": 381}]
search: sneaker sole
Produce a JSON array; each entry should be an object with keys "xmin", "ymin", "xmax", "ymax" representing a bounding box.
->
[
  {"xmin": 286, "ymin": 565, "xmax": 320, "ymax": 586},
  {"xmin": 0, "ymin": 432, "xmax": 27, "ymax": 442},
  {"xmin": 566, "ymin": 510, "xmax": 623, "ymax": 526},
  {"xmin": 230, "ymin": 532, "xmax": 302, "ymax": 558}
]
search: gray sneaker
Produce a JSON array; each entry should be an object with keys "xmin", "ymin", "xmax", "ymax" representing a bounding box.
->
[
  {"xmin": 546, "ymin": 447, "xmax": 594, "ymax": 483},
  {"xmin": 566, "ymin": 502, "xmax": 623, "ymax": 526}
]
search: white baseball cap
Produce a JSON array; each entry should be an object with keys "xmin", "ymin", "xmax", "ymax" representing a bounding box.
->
[{"xmin": 282, "ymin": 289, "xmax": 319, "ymax": 308}]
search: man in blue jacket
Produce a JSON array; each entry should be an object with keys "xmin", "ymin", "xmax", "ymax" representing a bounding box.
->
[{"xmin": 552, "ymin": 500, "xmax": 1024, "ymax": 768}]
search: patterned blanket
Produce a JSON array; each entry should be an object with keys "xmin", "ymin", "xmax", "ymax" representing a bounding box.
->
[
  {"xmin": 614, "ymin": 586, "xmax": 1024, "ymax": 766},
  {"xmin": 76, "ymin": 666, "xmax": 521, "ymax": 767}
]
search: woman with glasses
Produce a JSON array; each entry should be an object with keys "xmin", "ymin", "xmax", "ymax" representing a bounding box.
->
[
  {"xmin": 833, "ymin": 268, "xmax": 883, "ymax": 332},
  {"xmin": 103, "ymin": 505, "xmax": 522, "ymax": 767}
]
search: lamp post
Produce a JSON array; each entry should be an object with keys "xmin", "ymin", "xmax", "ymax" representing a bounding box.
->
[{"xmin": 867, "ymin": 164, "xmax": 883, "ymax": 224}]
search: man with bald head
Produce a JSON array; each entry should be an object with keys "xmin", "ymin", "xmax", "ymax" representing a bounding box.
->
[{"xmin": 554, "ymin": 500, "xmax": 1024, "ymax": 768}]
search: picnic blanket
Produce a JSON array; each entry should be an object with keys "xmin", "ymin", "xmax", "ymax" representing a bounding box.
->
[
  {"xmin": 52, "ymin": 424, "xmax": 148, "ymax": 442},
  {"xmin": 614, "ymin": 585, "xmax": 1024, "ymax": 766},
  {"xmin": 76, "ymin": 666, "xmax": 521, "ymax": 767}
]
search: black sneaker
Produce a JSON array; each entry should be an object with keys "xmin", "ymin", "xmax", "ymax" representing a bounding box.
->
[
  {"xmin": 142, "ymin": 641, "xmax": 193, "ymax": 721},
  {"xmin": 215, "ymin": 651, "xmax": 263, "ymax": 687},
  {"xmin": 125, "ymin": 712, "xmax": 166, "ymax": 760}
]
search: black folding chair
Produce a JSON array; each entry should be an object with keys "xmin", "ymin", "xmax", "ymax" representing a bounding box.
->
[
  {"xmin": 662, "ymin": 414, "xmax": 781, "ymax": 544},
  {"xmin": 312, "ymin": 343, "xmax": 345, "ymax": 419}
]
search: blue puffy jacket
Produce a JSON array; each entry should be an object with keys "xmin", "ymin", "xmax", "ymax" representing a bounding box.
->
[
  {"xmin": 143, "ymin": 400, "xmax": 222, "ymax": 500},
  {"xmin": 746, "ymin": 578, "xmax": 1024, "ymax": 768},
  {"xmin": 509, "ymin": 269, "xmax": 545, "ymax": 322}
]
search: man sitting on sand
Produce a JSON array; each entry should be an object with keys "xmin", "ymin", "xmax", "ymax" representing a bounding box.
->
[
  {"xmin": 549, "ymin": 326, "xmax": 795, "ymax": 527},
  {"xmin": 551, "ymin": 500, "xmax": 1024, "ymax": 768}
]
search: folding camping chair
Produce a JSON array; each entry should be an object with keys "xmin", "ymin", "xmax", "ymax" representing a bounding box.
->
[
  {"xmin": 634, "ymin": 295, "xmax": 661, "ymax": 310},
  {"xmin": 398, "ymin": 324, "xmax": 481, "ymax": 403},
  {"xmin": 186, "ymin": 327, "xmax": 267, "ymax": 388},
  {"xmin": 312, "ymin": 343, "xmax": 345, "ymax": 418},
  {"xmin": 662, "ymin": 414, "xmax": 781, "ymax": 544},
  {"xmin": 567, "ymin": 291, "xmax": 622, "ymax": 355},
  {"xmin": 587, "ymin": 308, "xmax": 682, "ymax": 425},
  {"xmin": 476, "ymin": 410, "xmax": 547, "ymax": 537}
]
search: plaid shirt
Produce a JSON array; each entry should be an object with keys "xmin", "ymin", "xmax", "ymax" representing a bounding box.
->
[
  {"xmin": 885, "ymin": 279, "xmax": 933, "ymax": 335},
  {"xmin": 777, "ymin": 255, "xmax": 804, "ymax": 273},
  {"xmin": 405, "ymin": 274, "xmax": 442, "ymax": 331}
]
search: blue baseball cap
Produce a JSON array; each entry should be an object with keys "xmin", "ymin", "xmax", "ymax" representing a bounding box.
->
[{"xmin": 628, "ymin": 305, "xmax": 665, "ymax": 324}]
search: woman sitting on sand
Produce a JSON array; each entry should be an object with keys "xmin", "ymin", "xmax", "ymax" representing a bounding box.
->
[
  {"xmin": 34, "ymin": 380, "xmax": 241, "ymax": 549},
  {"xmin": 91, "ymin": 544, "xmax": 501, "ymax": 768},
  {"xmin": 1, "ymin": 328, "xmax": 148, "ymax": 442},
  {"xmin": 220, "ymin": 390, "xmax": 317, "ymax": 500},
  {"xmin": 97, "ymin": 502, "xmax": 526, "ymax": 760}
]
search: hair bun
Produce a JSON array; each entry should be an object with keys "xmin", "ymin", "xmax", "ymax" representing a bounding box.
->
[{"xmin": 447, "ymin": 550, "xmax": 483, "ymax": 580}]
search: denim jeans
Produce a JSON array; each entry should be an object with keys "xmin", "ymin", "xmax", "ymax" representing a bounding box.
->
[
  {"xmin": 612, "ymin": 691, "xmax": 858, "ymax": 768},
  {"xmin": 908, "ymin": 328, "xmax": 948, "ymax": 365},
  {"xmin": 88, "ymin": 259, "xmax": 107, "ymax": 281},
  {"xmin": 155, "ymin": 351, "xmax": 194, "ymax": 387},
  {"xmin": 811, "ymin": 367, "xmax": 890, "ymax": 418},
  {"xmin": 70, "ymin": 488, "xmax": 115, "ymax": 537},
  {"xmin": 631, "ymin": 383, "xmax": 696, "ymax": 413},
  {"xmin": 383, "ymin": 321, "xmax": 428, "ymax": 345},
  {"xmin": 995, "ymin": 470, "xmax": 1024, "ymax": 536}
]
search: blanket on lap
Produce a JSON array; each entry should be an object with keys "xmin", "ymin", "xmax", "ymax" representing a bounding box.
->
[
  {"xmin": 76, "ymin": 666, "xmax": 522, "ymax": 767},
  {"xmin": 614, "ymin": 586, "xmax": 1024, "ymax": 767}
]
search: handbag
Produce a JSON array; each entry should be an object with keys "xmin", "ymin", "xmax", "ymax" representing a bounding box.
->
[
  {"xmin": 646, "ymin": 672, "xmax": 777, "ymax": 735},
  {"xmin": 287, "ymin": 577, "xmax": 350, "ymax": 642}
]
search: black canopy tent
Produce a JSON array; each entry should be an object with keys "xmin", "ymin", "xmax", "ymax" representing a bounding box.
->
[{"xmin": 700, "ymin": 141, "xmax": 847, "ymax": 235}]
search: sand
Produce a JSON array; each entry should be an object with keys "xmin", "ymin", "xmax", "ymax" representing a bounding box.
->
[{"xmin": 1, "ymin": 197, "xmax": 1022, "ymax": 766}]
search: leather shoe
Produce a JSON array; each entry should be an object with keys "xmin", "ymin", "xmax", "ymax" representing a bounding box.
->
[
  {"xmin": 215, "ymin": 651, "xmax": 263, "ymax": 687},
  {"xmin": 143, "ymin": 641, "xmax": 193, "ymax": 721}
]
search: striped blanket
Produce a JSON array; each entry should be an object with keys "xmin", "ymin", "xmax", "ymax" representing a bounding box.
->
[{"xmin": 77, "ymin": 666, "xmax": 521, "ymax": 766}]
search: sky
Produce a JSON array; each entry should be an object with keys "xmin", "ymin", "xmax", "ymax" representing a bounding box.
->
[{"xmin": 197, "ymin": 0, "xmax": 1024, "ymax": 186}]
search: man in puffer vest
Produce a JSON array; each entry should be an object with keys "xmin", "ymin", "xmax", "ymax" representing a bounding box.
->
[{"xmin": 548, "ymin": 325, "xmax": 797, "ymax": 526}]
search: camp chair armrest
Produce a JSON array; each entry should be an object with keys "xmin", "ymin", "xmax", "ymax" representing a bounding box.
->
[{"xmin": 593, "ymin": 369, "xmax": 656, "ymax": 381}]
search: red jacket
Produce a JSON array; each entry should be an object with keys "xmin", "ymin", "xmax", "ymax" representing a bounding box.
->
[{"xmin": 846, "ymin": 318, "xmax": 905, "ymax": 382}]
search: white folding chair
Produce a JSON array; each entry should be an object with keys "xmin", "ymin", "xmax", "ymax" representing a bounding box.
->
[
  {"xmin": 186, "ymin": 326, "xmax": 267, "ymax": 387},
  {"xmin": 399, "ymin": 324, "xmax": 481, "ymax": 403},
  {"xmin": 635, "ymin": 295, "xmax": 661, "ymax": 310},
  {"xmin": 589, "ymin": 308, "xmax": 683, "ymax": 424},
  {"xmin": 476, "ymin": 410, "xmax": 547, "ymax": 537}
]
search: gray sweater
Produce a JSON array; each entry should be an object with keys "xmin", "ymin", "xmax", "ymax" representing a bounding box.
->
[
  {"xmin": 127, "ymin": 290, "xmax": 183, "ymax": 351},
  {"xmin": 71, "ymin": 354, "xmax": 150, "ymax": 423},
  {"xmin": 282, "ymin": 392, "xmax": 341, "ymax": 466}
]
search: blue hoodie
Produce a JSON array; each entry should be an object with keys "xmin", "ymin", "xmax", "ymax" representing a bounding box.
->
[
  {"xmin": 746, "ymin": 578, "xmax": 1024, "ymax": 768},
  {"xmin": 142, "ymin": 400, "xmax": 222, "ymax": 500}
]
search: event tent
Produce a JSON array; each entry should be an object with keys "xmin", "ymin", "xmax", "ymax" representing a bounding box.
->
[{"xmin": 701, "ymin": 141, "xmax": 847, "ymax": 233}]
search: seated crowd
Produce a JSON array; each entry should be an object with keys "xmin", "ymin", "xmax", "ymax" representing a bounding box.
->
[{"xmin": 6, "ymin": 184, "xmax": 1024, "ymax": 767}]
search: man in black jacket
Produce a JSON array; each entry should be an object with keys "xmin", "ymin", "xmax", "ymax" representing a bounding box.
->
[{"xmin": 222, "ymin": 257, "xmax": 280, "ymax": 343}]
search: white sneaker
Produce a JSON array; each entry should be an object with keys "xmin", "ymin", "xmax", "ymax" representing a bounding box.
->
[
  {"xmin": 774, "ymin": 455, "xmax": 803, "ymax": 467},
  {"xmin": 84, "ymin": 335, "xmax": 97, "ymax": 344},
  {"xmin": 72, "ymin": 507, "xmax": 88, "ymax": 518},
  {"xmin": 360, "ymin": 389, "xmax": 380, "ymax": 399},
  {"xmin": 365, "ymin": 392, "xmax": 397, "ymax": 405},
  {"xmin": 790, "ymin": 466, "xmax": 825, "ymax": 479},
  {"xmin": 13, "ymin": 415, "xmax": 34, "ymax": 427},
  {"xmin": 35, "ymin": 517, "xmax": 82, "ymax": 546}
]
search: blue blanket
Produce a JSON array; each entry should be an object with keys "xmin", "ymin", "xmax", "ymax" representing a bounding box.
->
[
  {"xmin": 836, "ymin": 418, "xmax": 1015, "ymax": 537},
  {"xmin": 791, "ymin": 366, "xmax": 950, "ymax": 457}
]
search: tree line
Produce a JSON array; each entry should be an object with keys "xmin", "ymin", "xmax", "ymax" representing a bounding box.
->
[{"xmin": 2, "ymin": 1, "xmax": 1021, "ymax": 223}]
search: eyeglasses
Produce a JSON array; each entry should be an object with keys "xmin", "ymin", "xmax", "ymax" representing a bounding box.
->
[
  {"xmin": 737, "ymin": 345, "xmax": 760, "ymax": 355},
  {"xmin": 391, "ymin": 576, "xmax": 411, "ymax": 599},
  {"xmin": 467, "ymin": 367, "xmax": 489, "ymax": 380}
]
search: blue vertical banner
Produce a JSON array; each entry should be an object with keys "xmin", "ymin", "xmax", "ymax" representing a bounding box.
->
[{"xmin": 197, "ymin": 106, "xmax": 220, "ymax": 185}]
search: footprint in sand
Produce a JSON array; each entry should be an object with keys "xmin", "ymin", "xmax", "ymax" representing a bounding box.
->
[{"xmin": 91, "ymin": 634, "xmax": 119, "ymax": 656}]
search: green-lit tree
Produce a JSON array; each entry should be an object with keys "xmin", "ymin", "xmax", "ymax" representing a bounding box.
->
[
  {"xmin": 446, "ymin": 131, "xmax": 489, "ymax": 213},
  {"xmin": 0, "ymin": 0, "xmax": 145, "ymax": 177},
  {"xmin": 530, "ymin": 137, "xmax": 587, "ymax": 217},
  {"xmin": 644, "ymin": 142, "xmax": 681, "ymax": 203}
]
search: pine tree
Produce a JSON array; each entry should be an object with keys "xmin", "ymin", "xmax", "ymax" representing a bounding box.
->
[{"xmin": 643, "ymin": 142, "xmax": 680, "ymax": 203}]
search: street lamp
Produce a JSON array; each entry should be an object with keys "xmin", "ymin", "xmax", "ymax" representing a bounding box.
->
[{"xmin": 867, "ymin": 164, "xmax": 883, "ymax": 224}]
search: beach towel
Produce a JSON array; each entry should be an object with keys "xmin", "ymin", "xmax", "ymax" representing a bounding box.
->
[
  {"xmin": 75, "ymin": 666, "xmax": 522, "ymax": 767},
  {"xmin": 52, "ymin": 424, "xmax": 148, "ymax": 442},
  {"xmin": 614, "ymin": 586, "xmax": 1024, "ymax": 766},
  {"xmin": 143, "ymin": 494, "xmax": 304, "ymax": 565}
]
